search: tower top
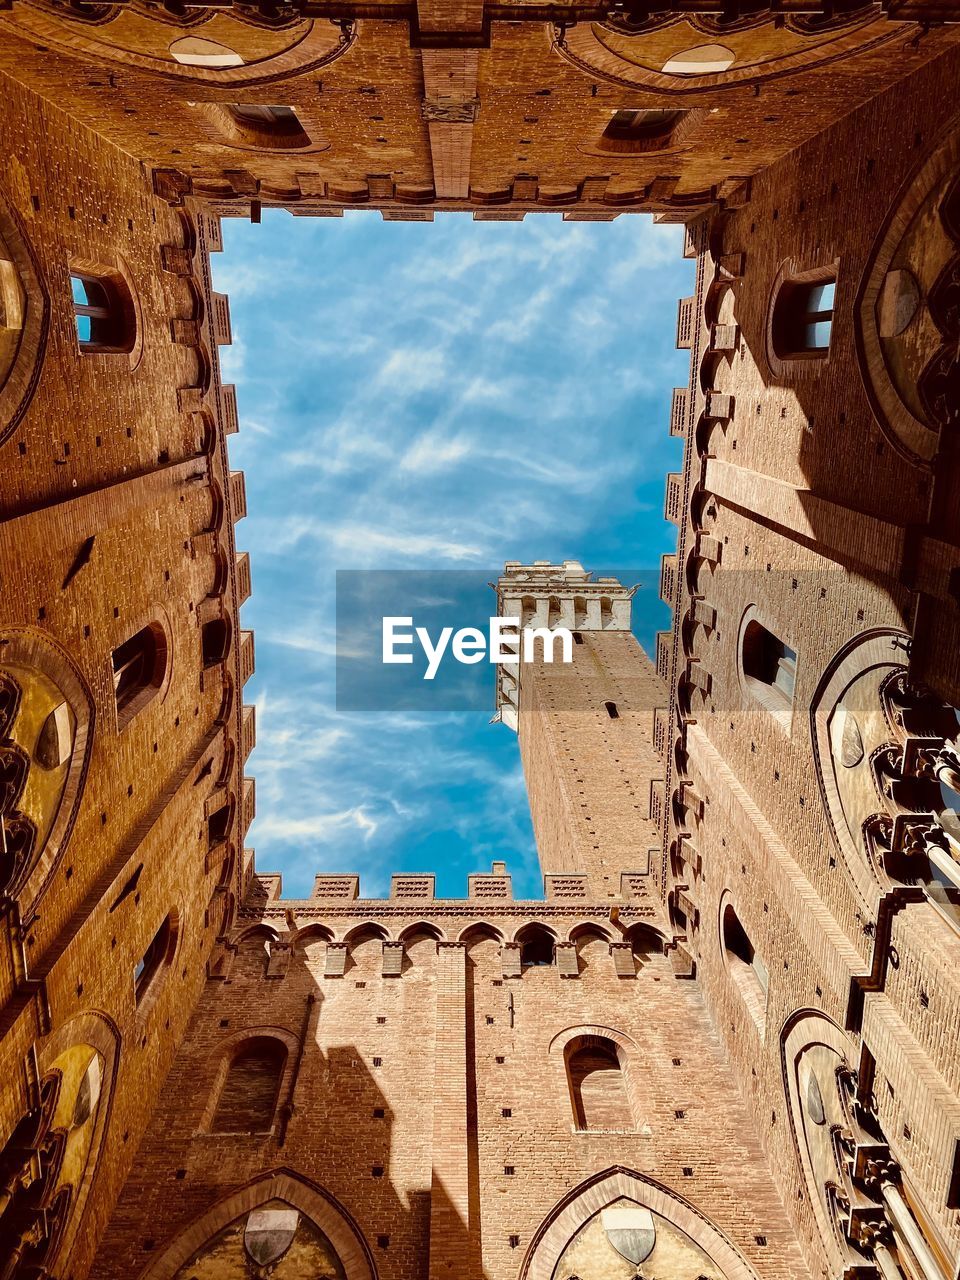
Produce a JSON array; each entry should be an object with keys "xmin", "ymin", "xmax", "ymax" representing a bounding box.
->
[{"xmin": 493, "ymin": 562, "xmax": 635, "ymax": 730}]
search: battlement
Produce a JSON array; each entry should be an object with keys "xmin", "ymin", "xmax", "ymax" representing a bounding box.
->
[{"xmin": 242, "ymin": 859, "xmax": 658, "ymax": 909}]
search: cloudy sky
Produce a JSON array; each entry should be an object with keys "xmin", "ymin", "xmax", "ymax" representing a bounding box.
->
[{"xmin": 214, "ymin": 211, "xmax": 691, "ymax": 899}]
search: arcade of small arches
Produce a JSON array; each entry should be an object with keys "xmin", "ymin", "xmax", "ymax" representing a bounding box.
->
[{"xmin": 216, "ymin": 917, "xmax": 670, "ymax": 982}]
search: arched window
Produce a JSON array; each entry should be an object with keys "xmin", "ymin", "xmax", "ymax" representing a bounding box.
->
[
  {"xmin": 211, "ymin": 1037, "xmax": 287, "ymax": 1134},
  {"xmin": 573, "ymin": 596, "xmax": 588, "ymax": 628},
  {"xmin": 70, "ymin": 269, "xmax": 136, "ymax": 354},
  {"xmin": 169, "ymin": 37, "xmax": 244, "ymax": 67},
  {"xmin": 600, "ymin": 596, "xmax": 614, "ymax": 629},
  {"xmin": 518, "ymin": 925, "xmax": 554, "ymax": 968},
  {"xmin": 566, "ymin": 1036, "xmax": 632, "ymax": 1131},
  {"xmin": 520, "ymin": 595, "xmax": 536, "ymax": 627},
  {"xmin": 112, "ymin": 623, "xmax": 167, "ymax": 727},
  {"xmin": 741, "ymin": 618, "xmax": 796, "ymax": 726},
  {"xmin": 135, "ymin": 912, "xmax": 176, "ymax": 1007},
  {"xmin": 772, "ymin": 276, "xmax": 836, "ymax": 358},
  {"xmin": 548, "ymin": 596, "xmax": 561, "ymax": 628},
  {"xmin": 721, "ymin": 902, "xmax": 767, "ymax": 1032}
]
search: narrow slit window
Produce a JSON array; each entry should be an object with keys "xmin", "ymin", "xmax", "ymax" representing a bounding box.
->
[{"xmin": 604, "ymin": 701, "xmax": 619, "ymax": 719}]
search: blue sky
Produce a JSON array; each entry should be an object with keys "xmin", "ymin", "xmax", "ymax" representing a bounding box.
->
[{"xmin": 214, "ymin": 211, "xmax": 691, "ymax": 900}]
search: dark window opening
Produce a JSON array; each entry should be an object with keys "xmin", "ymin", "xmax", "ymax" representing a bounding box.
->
[
  {"xmin": 518, "ymin": 926, "xmax": 554, "ymax": 967},
  {"xmin": 772, "ymin": 276, "xmax": 835, "ymax": 358},
  {"xmin": 742, "ymin": 619, "xmax": 796, "ymax": 718},
  {"xmin": 135, "ymin": 913, "xmax": 175, "ymax": 1006},
  {"xmin": 603, "ymin": 108, "xmax": 683, "ymax": 141},
  {"xmin": 112, "ymin": 624, "xmax": 167, "ymax": 726},
  {"xmin": 207, "ymin": 802, "xmax": 232, "ymax": 849},
  {"xmin": 210, "ymin": 1037, "xmax": 286, "ymax": 1134},
  {"xmin": 604, "ymin": 700, "xmax": 619, "ymax": 719},
  {"xmin": 223, "ymin": 103, "xmax": 312, "ymax": 148},
  {"xmin": 566, "ymin": 1036, "xmax": 632, "ymax": 1131},
  {"xmin": 572, "ymin": 631, "xmax": 584, "ymax": 645},
  {"xmin": 722, "ymin": 902, "xmax": 768, "ymax": 1028},
  {"xmin": 201, "ymin": 617, "xmax": 231, "ymax": 668},
  {"xmin": 947, "ymin": 1139, "xmax": 960, "ymax": 1209}
]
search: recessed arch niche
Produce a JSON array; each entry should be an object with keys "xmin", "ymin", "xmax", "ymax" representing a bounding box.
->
[
  {"xmin": 553, "ymin": 11, "xmax": 898, "ymax": 95},
  {"xmin": 781, "ymin": 1012, "xmax": 859, "ymax": 1276},
  {"xmin": 811, "ymin": 629, "xmax": 914, "ymax": 911},
  {"xmin": 520, "ymin": 1167, "xmax": 760, "ymax": 1280},
  {"xmin": 856, "ymin": 124, "xmax": 960, "ymax": 462},
  {"xmin": 0, "ymin": 629, "xmax": 94, "ymax": 914},
  {"xmin": 0, "ymin": 8, "xmax": 355, "ymax": 86},
  {"xmin": 0, "ymin": 185, "xmax": 47, "ymax": 444}
]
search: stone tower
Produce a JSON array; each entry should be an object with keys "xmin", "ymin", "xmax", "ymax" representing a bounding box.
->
[{"xmin": 495, "ymin": 561, "xmax": 666, "ymax": 900}]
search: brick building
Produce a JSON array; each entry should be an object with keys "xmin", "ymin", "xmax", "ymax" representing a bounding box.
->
[{"xmin": 0, "ymin": 2, "xmax": 958, "ymax": 1279}]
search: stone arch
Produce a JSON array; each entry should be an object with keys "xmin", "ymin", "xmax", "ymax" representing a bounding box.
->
[
  {"xmin": 519, "ymin": 1166, "xmax": 760, "ymax": 1280},
  {"xmin": 293, "ymin": 923, "xmax": 334, "ymax": 946},
  {"xmin": 397, "ymin": 920, "xmax": 446, "ymax": 943},
  {"xmin": 548, "ymin": 1025, "xmax": 645, "ymax": 1134},
  {"xmin": 509, "ymin": 919, "xmax": 560, "ymax": 945},
  {"xmin": 456, "ymin": 921, "xmax": 505, "ymax": 944},
  {"xmin": 566, "ymin": 920, "xmax": 614, "ymax": 944},
  {"xmin": 0, "ymin": 9, "xmax": 357, "ymax": 88},
  {"xmin": 718, "ymin": 890, "xmax": 768, "ymax": 1038},
  {"xmin": 780, "ymin": 1010, "xmax": 858, "ymax": 1276},
  {"xmin": 341, "ymin": 921, "xmax": 391, "ymax": 944},
  {"xmin": 136, "ymin": 1168, "xmax": 377, "ymax": 1280},
  {"xmin": 0, "ymin": 182, "xmax": 48, "ymax": 445},
  {"xmin": 35, "ymin": 1009, "xmax": 121, "ymax": 1274},
  {"xmin": 809, "ymin": 627, "xmax": 911, "ymax": 913},
  {"xmin": 855, "ymin": 117, "xmax": 960, "ymax": 463},
  {"xmin": 552, "ymin": 12, "xmax": 898, "ymax": 97},
  {"xmin": 1, "ymin": 628, "xmax": 95, "ymax": 917},
  {"xmin": 234, "ymin": 922, "xmax": 281, "ymax": 946}
]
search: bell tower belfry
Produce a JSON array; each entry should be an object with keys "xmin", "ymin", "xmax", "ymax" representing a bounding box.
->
[{"xmin": 494, "ymin": 561, "xmax": 666, "ymax": 899}]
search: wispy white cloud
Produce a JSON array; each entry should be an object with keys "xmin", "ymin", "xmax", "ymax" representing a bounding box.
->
[{"xmin": 217, "ymin": 209, "xmax": 691, "ymax": 896}]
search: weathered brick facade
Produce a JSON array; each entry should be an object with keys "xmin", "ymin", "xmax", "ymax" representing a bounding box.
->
[{"xmin": 0, "ymin": 3, "xmax": 959, "ymax": 1279}]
